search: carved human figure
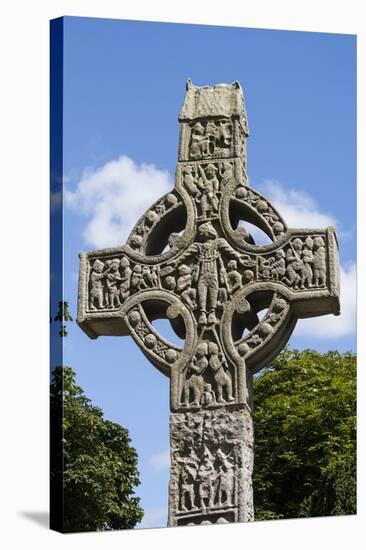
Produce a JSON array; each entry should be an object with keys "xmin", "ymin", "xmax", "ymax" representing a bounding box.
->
[
  {"xmin": 226, "ymin": 259, "xmax": 242, "ymax": 294},
  {"xmin": 179, "ymin": 222, "xmax": 250, "ymax": 325},
  {"xmin": 273, "ymin": 221, "xmax": 285, "ymax": 237},
  {"xmin": 283, "ymin": 238, "xmax": 304, "ymax": 289},
  {"xmin": 182, "ymin": 342, "xmax": 208, "ymax": 407},
  {"xmin": 301, "ymin": 237, "xmax": 314, "ymax": 288},
  {"xmin": 270, "ymin": 249, "xmax": 286, "ymax": 280},
  {"xmin": 313, "ymin": 236, "xmax": 327, "ymax": 286},
  {"xmin": 216, "ymin": 449, "xmax": 234, "ymax": 507},
  {"xmin": 197, "ymin": 448, "xmax": 215, "ymax": 510},
  {"xmin": 142, "ymin": 265, "xmax": 159, "ymax": 288},
  {"xmin": 120, "ymin": 256, "xmax": 132, "ymax": 301},
  {"xmin": 183, "ymin": 165, "xmax": 198, "ymax": 196},
  {"xmin": 189, "ymin": 121, "xmax": 206, "ymax": 158},
  {"xmin": 105, "ymin": 259, "xmax": 122, "ymax": 308},
  {"xmin": 89, "ymin": 259, "xmax": 106, "ymax": 310},
  {"xmin": 135, "ymin": 220, "xmax": 148, "ymax": 237},
  {"xmin": 208, "ymin": 342, "xmax": 234, "ymax": 403},
  {"xmin": 155, "ymin": 199, "xmax": 166, "ymax": 217},
  {"xmin": 131, "ymin": 264, "xmax": 144, "ymax": 290},
  {"xmin": 201, "ymin": 383, "xmax": 216, "ymax": 407},
  {"xmin": 196, "ymin": 164, "xmax": 219, "ymax": 219},
  {"xmin": 163, "ymin": 275, "xmax": 176, "ymax": 292},
  {"xmin": 179, "ymin": 451, "xmax": 198, "ymax": 512},
  {"xmin": 205, "ymin": 120, "xmax": 217, "ymax": 155},
  {"xmin": 176, "ymin": 264, "xmax": 197, "ymax": 309},
  {"xmin": 221, "ymin": 162, "xmax": 233, "ymax": 186}
]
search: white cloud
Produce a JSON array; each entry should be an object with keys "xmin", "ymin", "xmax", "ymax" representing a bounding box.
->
[
  {"xmin": 296, "ymin": 262, "xmax": 356, "ymax": 339},
  {"xmin": 259, "ymin": 180, "xmax": 337, "ymax": 229},
  {"xmin": 136, "ymin": 507, "xmax": 167, "ymax": 529},
  {"xmin": 149, "ymin": 449, "xmax": 170, "ymax": 472},
  {"xmin": 65, "ymin": 155, "xmax": 172, "ymax": 248}
]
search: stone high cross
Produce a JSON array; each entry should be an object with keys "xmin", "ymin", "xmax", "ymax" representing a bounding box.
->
[{"xmin": 77, "ymin": 81, "xmax": 340, "ymax": 526}]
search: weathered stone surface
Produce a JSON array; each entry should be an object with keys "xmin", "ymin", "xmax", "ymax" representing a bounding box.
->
[
  {"xmin": 168, "ymin": 408, "xmax": 254, "ymax": 526},
  {"xmin": 77, "ymin": 80, "xmax": 340, "ymax": 526}
]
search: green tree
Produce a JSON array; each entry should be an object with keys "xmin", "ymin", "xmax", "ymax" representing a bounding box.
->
[
  {"xmin": 50, "ymin": 366, "xmax": 143, "ymax": 532},
  {"xmin": 253, "ymin": 348, "xmax": 356, "ymax": 520}
]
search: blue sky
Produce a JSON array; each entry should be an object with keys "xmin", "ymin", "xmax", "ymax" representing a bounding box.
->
[{"xmin": 54, "ymin": 16, "xmax": 356, "ymax": 529}]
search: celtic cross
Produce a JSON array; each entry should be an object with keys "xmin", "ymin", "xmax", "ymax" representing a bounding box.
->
[{"xmin": 77, "ymin": 81, "xmax": 340, "ymax": 526}]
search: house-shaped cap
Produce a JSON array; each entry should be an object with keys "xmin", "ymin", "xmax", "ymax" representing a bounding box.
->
[{"xmin": 179, "ymin": 80, "xmax": 249, "ymax": 133}]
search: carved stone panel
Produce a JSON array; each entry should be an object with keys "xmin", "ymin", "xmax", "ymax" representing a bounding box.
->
[{"xmin": 168, "ymin": 408, "xmax": 254, "ymax": 526}]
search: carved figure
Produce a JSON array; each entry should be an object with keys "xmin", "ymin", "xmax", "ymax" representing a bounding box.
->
[
  {"xmin": 129, "ymin": 234, "xmax": 143, "ymax": 250},
  {"xmin": 301, "ymin": 237, "xmax": 314, "ymax": 288},
  {"xmin": 226, "ymin": 260, "xmax": 242, "ymax": 294},
  {"xmin": 283, "ymin": 238, "xmax": 304, "ymax": 289},
  {"xmin": 176, "ymin": 264, "xmax": 197, "ymax": 309},
  {"xmin": 180, "ymin": 222, "xmax": 249, "ymax": 325},
  {"xmin": 182, "ymin": 342, "xmax": 208, "ymax": 407},
  {"xmin": 131, "ymin": 264, "xmax": 144, "ymax": 290},
  {"xmin": 208, "ymin": 342, "xmax": 234, "ymax": 403},
  {"xmin": 179, "ymin": 451, "xmax": 198, "ymax": 512},
  {"xmin": 89, "ymin": 259, "xmax": 105, "ymax": 310},
  {"xmin": 313, "ymin": 236, "xmax": 327, "ymax": 286},
  {"xmin": 120, "ymin": 256, "xmax": 132, "ymax": 300},
  {"xmin": 189, "ymin": 121, "xmax": 207, "ymax": 158},
  {"xmin": 216, "ymin": 449, "xmax": 234, "ymax": 507},
  {"xmin": 272, "ymin": 221, "xmax": 285, "ymax": 236},
  {"xmin": 183, "ymin": 165, "xmax": 198, "ymax": 196},
  {"xmin": 197, "ymin": 448, "xmax": 215, "ymax": 510},
  {"xmin": 142, "ymin": 265, "xmax": 159, "ymax": 288},
  {"xmin": 134, "ymin": 222, "xmax": 146, "ymax": 237},
  {"xmin": 271, "ymin": 249, "xmax": 286, "ymax": 280},
  {"xmin": 155, "ymin": 199, "xmax": 166, "ymax": 217},
  {"xmin": 105, "ymin": 259, "xmax": 121, "ymax": 308},
  {"xmin": 221, "ymin": 161, "xmax": 233, "ymax": 186},
  {"xmin": 201, "ymin": 383, "xmax": 216, "ymax": 407},
  {"xmin": 205, "ymin": 121, "xmax": 218, "ymax": 154},
  {"xmin": 196, "ymin": 164, "xmax": 220, "ymax": 219},
  {"xmin": 163, "ymin": 275, "xmax": 176, "ymax": 291},
  {"xmin": 168, "ymin": 232, "xmax": 181, "ymax": 249},
  {"xmin": 260, "ymin": 250, "xmax": 286, "ymax": 280}
]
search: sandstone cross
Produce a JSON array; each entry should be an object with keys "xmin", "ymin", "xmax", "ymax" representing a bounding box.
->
[{"xmin": 77, "ymin": 81, "xmax": 340, "ymax": 526}]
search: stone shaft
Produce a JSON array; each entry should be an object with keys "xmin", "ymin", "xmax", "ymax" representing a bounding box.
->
[{"xmin": 168, "ymin": 407, "xmax": 254, "ymax": 526}]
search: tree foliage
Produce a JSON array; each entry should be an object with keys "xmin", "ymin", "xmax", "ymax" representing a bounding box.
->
[
  {"xmin": 50, "ymin": 366, "xmax": 143, "ymax": 532},
  {"xmin": 253, "ymin": 348, "xmax": 356, "ymax": 520}
]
